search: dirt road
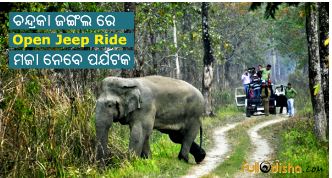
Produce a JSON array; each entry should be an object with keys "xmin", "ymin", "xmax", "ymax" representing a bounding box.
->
[
  {"xmin": 235, "ymin": 116, "xmax": 288, "ymax": 178},
  {"xmin": 182, "ymin": 114, "xmax": 288, "ymax": 178},
  {"xmin": 181, "ymin": 122, "xmax": 242, "ymax": 178}
]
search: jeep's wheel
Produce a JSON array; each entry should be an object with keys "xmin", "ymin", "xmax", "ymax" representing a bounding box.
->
[
  {"xmin": 270, "ymin": 108, "xmax": 276, "ymax": 115},
  {"xmin": 246, "ymin": 109, "xmax": 251, "ymax": 117}
]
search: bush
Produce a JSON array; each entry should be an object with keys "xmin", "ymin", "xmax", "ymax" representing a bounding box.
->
[
  {"xmin": 212, "ymin": 89, "xmax": 235, "ymax": 108},
  {"xmin": 274, "ymin": 118, "xmax": 328, "ymax": 177}
]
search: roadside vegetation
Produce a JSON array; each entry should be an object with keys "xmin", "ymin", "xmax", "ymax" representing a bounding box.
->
[
  {"xmin": 0, "ymin": 73, "xmax": 242, "ymax": 178},
  {"xmin": 259, "ymin": 88, "xmax": 328, "ymax": 178},
  {"xmin": 261, "ymin": 116, "xmax": 328, "ymax": 178}
]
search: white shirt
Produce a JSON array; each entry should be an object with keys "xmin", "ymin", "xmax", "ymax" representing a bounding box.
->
[{"xmin": 241, "ymin": 73, "xmax": 251, "ymax": 85}]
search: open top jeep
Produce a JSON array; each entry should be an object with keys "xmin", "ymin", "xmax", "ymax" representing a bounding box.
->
[{"xmin": 235, "ymin": 82, "xmax": 276, "ymax": 117}]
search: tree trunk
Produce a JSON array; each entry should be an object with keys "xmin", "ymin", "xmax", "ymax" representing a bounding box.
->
[
  {"xmin": 149, "ymin": 24, "xmax": 157, "ymax": 75},
  {"xmin": 173, "ymin": 15, "xmax": 181, "ymax": 79},
  {"xmin": 181, "ymin": 11, "xmax": 192, "ymax": 83},
  {"xmin": 317, "ymin": 2, "xmax": 329, "ymax": 137},
  {"xmin": 275, "ymin": 51, "xmax": 282, "ymax": 83},
  {"xmin": 216, "ymin": 64, "xmax": 220, "ymax": 88},
  {"xmin": 305, "ymin": 2, "xmax": 327, "ymax": 142},
  {"xmin": 121, "ymin": 2, "xmax": 137, "ymax": 77},
  {"xmin": 224, "ymin": 60, "xmax": 231, "ymax": 89},
  {"xmin": 271, "ymin": 48, "xmax": 277, "ymax": 82},
  {"xmin": 201, "ymin": 2, "xmax": 215, "ymax": 116}
]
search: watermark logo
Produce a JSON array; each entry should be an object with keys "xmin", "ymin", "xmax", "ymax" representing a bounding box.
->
[
  {"xmin": 260, "ymin": 161, "xmax": 271, "ymax": 173},
  {"xmin": 242, "ymin": 161, "xmax": 302, "ymax": 174}
]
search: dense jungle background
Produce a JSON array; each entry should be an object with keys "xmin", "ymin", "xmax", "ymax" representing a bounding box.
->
[{"xmin": 0, "ymin": 2, "xmax": 328, "ymax": 177}]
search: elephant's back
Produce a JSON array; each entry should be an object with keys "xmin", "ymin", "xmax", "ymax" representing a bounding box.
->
[
  {"xmin": 138, "ymin": 76, "xmax": 204, "ymax": 118},
  {"xmin": 139, "ymin": 76, "xmax": 203, "ymax": 101}
]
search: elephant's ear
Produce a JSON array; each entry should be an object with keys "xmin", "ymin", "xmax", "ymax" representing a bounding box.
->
[{"xmin": 123, "ymin": 88, "xmax": 141, "ymax": 117}]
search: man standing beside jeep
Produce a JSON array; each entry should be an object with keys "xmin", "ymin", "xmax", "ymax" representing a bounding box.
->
[
  {"xmin": 285, "ymin": 83, "xmax": 297, "ymax": 117},
  {"xmin": 241, "ymin": 69, "xmax": 251, "ymax": 94}
]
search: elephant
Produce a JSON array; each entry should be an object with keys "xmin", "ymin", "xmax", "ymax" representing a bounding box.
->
[{"xmin": 95, "ymin": 75, "xmax": 206, "ymax": 165}]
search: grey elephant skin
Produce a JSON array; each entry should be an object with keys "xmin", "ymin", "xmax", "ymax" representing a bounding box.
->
[{"xmin": 95, "ymin": 75, "xmax": 206, "ymax": 165}]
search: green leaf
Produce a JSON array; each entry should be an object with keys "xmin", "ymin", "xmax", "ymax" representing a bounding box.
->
[
  {"xmin": 313, "ymin": 84, "xmax": 320, "ymax": 96},
  {"xmin": 324, "ymin": 37, "xmax": 329, "ymax": 46}
]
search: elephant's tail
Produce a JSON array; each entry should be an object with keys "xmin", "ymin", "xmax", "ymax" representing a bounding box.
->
[{"xmin": 199, "ymin": 126, "xmax": 203, "ymax": 148}]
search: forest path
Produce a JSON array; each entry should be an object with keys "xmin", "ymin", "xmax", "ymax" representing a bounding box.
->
[
  {"xmin": 182, "ymin": 114, "xmax": 288, "ymax": 178},
  {"xmin": 234, "ymin": 116, "xmax": 288, "ymax": 178},
  {"xmin": 181, "ymin": 121, "xmax": 244, "ymax": 178}
]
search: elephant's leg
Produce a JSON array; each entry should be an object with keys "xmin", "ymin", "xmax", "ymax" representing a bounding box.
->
[
  {"xmin": 190, "ymin": 142, "xmax": 206, "ymax": 164},
  {"xmin": 141, "ymin": 136, "xmax": 151, "ymax": 158},
  {"xmin": 178, "ymin": 122, "xmax": 200, "ymax": 163},
  {"xmin": 129, "ymin": 123, "xmax": 144, "ymax": 156},
  {"xmin": 129, "ymin": 117, "xmax": 154, "ymax": 158},
  {"xmin": 129, "ymin": 106, "xmax": 155, "ymax": 158},
  {"xmin": 168, "ymin": 131, "xmax": 183, "ymax": 144},
  {"xmin": 168, "ymin": 131, "xmax": 184, "ymax": 160}
]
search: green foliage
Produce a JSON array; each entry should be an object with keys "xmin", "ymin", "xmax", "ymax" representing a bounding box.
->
[
  {"xmin": 273, "ymin": 4, "xmax": 307, "ymax": 61},
  {"xmin": 273, "ymin": 118, "xmax": 328, "ymax": 177},
  {"xmin": 324, "ymin": 37, "xmax": 329, "ymax": 46},
  {"xmin": 63, "ymin": 133, "xmax": 191, "ymax": 178},
  {"xmin": 313, "ymin": 84, "xmax": 320, "ymax": 96},
  {"xmin": 209, "ymin": 3, "xmax": 269, "ymax": 66},
  {"xmin": 287, "ymin": 70, "xmax": 312, "ymax": 116},
  {"xmin": 215, "ymin": 104, "xmax": 240, "ymax": 118},
  {"xmin": 26, "ymin": 77, "xmax": 41, "ymax": 96},
  {"xmin": 212, "ymin": 89, "xmax": 234, "ymax": 107}
]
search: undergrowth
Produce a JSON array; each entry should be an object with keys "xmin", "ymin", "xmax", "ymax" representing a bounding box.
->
[
  {"xmin": 0, "ymin": 73, "xmax": 97, "ymax": 177},
  {"xmin": 0, "ymin": 71, "xmax": 243, "ymax": 177},
  {"xmin": 271, "ymin": 117, "xmax": 328, "ymax": 177}
]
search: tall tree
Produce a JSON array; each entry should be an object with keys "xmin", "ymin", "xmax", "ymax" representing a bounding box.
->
[
  {"xmin": 121, "ymin": 2, "xmax": 138, "ymax": 77},
  {"xmin": 173, "ymin": 15, "xmax": 181, "ymax": 79},
  {"xmin": 250, "ymin": 2, "xmax": 328, "ymax": 141},
  {"xmin": 317, "ymin": 2, "xmax": 329, "ymax": 131},
  {"xmin": 305, "ymin": 2, "xmax": 327, "ymax": 141},
  {"xmin": 201, "ymin": 2, "xmax": 215, "ymax": 116}
]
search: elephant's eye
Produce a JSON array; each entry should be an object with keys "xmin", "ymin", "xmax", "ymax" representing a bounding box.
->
[{"xmin": 105, "ymin": 102, "xmax": 112, "ymax": 108}]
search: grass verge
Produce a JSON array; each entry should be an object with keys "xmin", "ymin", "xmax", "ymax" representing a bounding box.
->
[
  {"xmin": 73, "ymin": 134, "xmax": 191, "ymax": 177},
  {"xmin": 260, "ymin": 117, "xmax": 328, "ymax": 178},
  {"xmin": 1, "ymin": 73, "xmax": 243, "ymax": 178}
]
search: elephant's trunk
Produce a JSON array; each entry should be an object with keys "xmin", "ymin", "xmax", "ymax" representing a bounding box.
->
[
  {"xmin": 96, "ymin": 125, "xmax": 109, "ymax": 161},
  {"xmin": 95, "ymin": 102, "xmax": 113, "ymax": 165}
]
